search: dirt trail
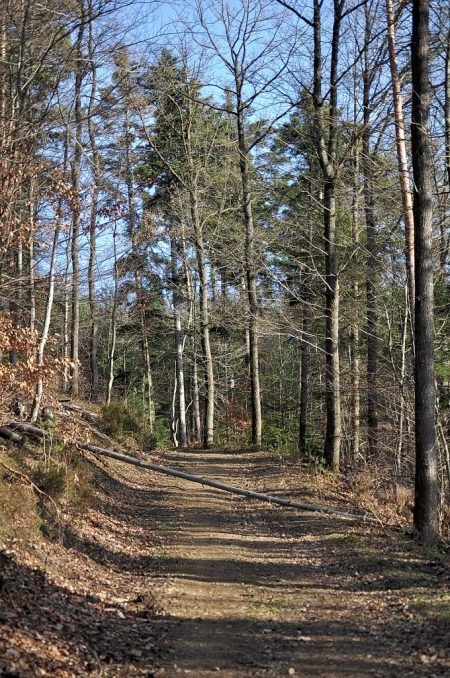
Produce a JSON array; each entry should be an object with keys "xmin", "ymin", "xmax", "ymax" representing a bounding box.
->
[
  {"xmin": 152, "ymin": 449, "xmax": 449, "ymax": 677},
  {"xmin": 1, "ymin": 447, "xmax": 449, "ymax": 677}
]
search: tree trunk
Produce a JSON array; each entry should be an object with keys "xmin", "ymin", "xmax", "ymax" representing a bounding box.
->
[
  {"xmin": 124, "ymin": 94, "xmax": 155, "ymax": 430},
  {"xmin": 363, "ymin": 7, "xmax": 379, "ymax": 458},
  {"xmin": 140, "ymin": 335, "xmax": 154, "ymax": 431},
  {"xmin": 396, "ymin": 283, "xmax": 409, "ymax": 472},
  {"xmin": 386, "ymin": 0, "xmax": 415, "ymax": 319},
  {"xmin": 171, "ymin": 236, "xmax": 187, "ymax": 447},
  {"xmin": 350, "ymin": 147, "xmax": 361, "ymax": 460},
  {"xmin": 442, "ymin": 22, "xmax": 450, "ymax": 268},
  {"xmin": 446, "ymin": 23, "xmax": 450, "ymax": 196},
  {"xmin": 192, "ymin": 208, "xmax": 214, "ymax": 448},
  {"xmin": 298, "ymin": 302, "xmax": 309, "ymax": 457},
  {"xmin": 236, "ymin": 104, "xmax": 262, "ymax": 447},
  {"xmin": 62, "ymin": 255, "xmax": 70, "ymax": 393},
  {"xmin": 87, "ymin": 2, "xmax": 99, "ymax": 400},
  {"xmin": 70, "ymin": 4, "xmax": 86, "ymax": 396},
  {"xmin": 323, "ymin": 180, "xmax": 341, "ymax": 470},
  {"xmin": 411, "ymin": 0, "xmax": 438, "ymax": 545},
  {"xmin": 171, "ymin": 361, "xmax": 179, "ymax": 446},
  {"xmin": 313, "ymin": 0, "xmax": 342, "ymax": 470},
  {"xmin": 28, "ymin": 180, "xmax": 36, "ymax": 332},
  {"xmin": 181, "ymin": 227, "xmax": 201, "ymax": 443},
  {"xmin": 31, "ymin": 223, "xmax": 60, "ymax": 421},
  {"xmin": 82, "ymin": 443, "xmax": 377, "ymax": 523},
  {"xmin": 192, "ymin": 342, "xmax": 202, "ymax": 443},
  {"xmin": 106, "ymin": 221, "xmax": 119, "ymax": 406}
]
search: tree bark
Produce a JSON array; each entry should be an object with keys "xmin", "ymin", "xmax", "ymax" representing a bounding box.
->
[
  {"xmin": 446, "ymin": 23, "xmax": 450, "ymax": 196},
  {"xmin": 124, "ymin": 94, "xmax": 155, "ymax": 430},
  {"xmin": 183, "ymin": 98, "xmax": 214, "ymax": 447},
  {"xmin": 9, "ymin": 238, "xmax": 22, "ymax": 366},
  {"xmin": 62, "ymin": 255, "xmax": 70, "ymax": 393},
  {"xmin": 323, "ymin": 180, "xmax": 341, "ymax": 470},
  {"xmin": 396, "ymin": 283, "xmax": 409, "ymax": 471},
  {"xmin": 142, "ymin": 335, "xmax": 155, "ymax": 432},
  {"xmin": 411, "ymin": 0, "xmax": 438, "ymax": 545}
]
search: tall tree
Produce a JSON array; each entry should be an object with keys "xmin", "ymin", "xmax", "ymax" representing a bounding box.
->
[
  {"xmin": 363, "ymin": 4, "xmax": 379, "ymax": 458},
  {"xmin": 312, "ymin": 0, "xmax": 343, "ymax": 470},
  {"xmin": 386, "ymin": 0, "xmax": 415, "ymax": 319},
  {"xmin": 411, "ymin": 0, "xmax": 438, "ymax": 544},
  {"xmin": 69, "ymin": 0, "xmax": 86, "ymax": 396},
  {"xmin": 87, "ymin": 0, "xmax": 100, "ymax": 400}
]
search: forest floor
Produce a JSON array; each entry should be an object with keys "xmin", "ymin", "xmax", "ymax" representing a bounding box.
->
[{"xmin": 1, "ymin": 445, "xmax": 449, "ymax": 677}]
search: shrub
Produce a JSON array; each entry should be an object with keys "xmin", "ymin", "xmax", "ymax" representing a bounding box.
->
[
  {"xmin": 33, "ymin": 460, "xmax": 67, "ymax": 499},
  {"xmin": 101, "ymin": 402, "xmax": 170, "ymax": 451},
  {"xmin": 139, "ymin": 428, "xmax": 158, "ymax": 451},
  {"xmin": 146, "ymin": 418, "xmax": 170, "ymax": 449},
  {"xmin": 101, "ymin": 401, "xmax": 141, "ymax": 436}
]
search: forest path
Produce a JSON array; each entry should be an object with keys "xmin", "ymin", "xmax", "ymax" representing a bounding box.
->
[
  {"xmin": 152, "ymin": 448, "xmax": 448, "ymax": 677},
  {"xmin": 1, "ymin": 446, "xmax": 448, "ymax": 677}
]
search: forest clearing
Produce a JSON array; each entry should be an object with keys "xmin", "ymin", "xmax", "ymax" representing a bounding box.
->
[{"xmin": 1, "ymin": 0, "xmax": 450, "ymax": 674}]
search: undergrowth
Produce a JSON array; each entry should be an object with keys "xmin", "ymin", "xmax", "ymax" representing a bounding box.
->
[
  {"xmin": 100, "ymin": 401, "xmax": 168, "ymax": 450},
  {"xmin": 0, "ymin": 416, "xmax": 96, "ymax": 546},
  {"xmin": 0, "ymin": 452, "xmax": 41, "ymax": 546}
]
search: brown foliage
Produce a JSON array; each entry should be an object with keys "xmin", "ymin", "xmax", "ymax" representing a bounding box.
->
[{"xmin": 0, "ymin": 314, "xmax": 69, "ymax": 412}]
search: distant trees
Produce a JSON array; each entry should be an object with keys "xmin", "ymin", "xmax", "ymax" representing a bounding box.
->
[
  {"xmin": 191, "ymin": 0, "xmax": 296, "ymax": 448},
  {"xmin": 141, "ymin": 50, "xmax": 222, "ymax": 447}
]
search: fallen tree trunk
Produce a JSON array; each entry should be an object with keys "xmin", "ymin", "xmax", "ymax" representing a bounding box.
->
[
  {"xmin": 0, "ymin": 414, "xmax": 380, "ymax": 524},
  {"xmin": 62, "ymin": 402, "xmax": 99, "ymax": 423},
  {"xmin": 82, "ymin": 443, "xmax": 379, "ymax": 524},
  {"xmin": 0, "ymin": 427, "xmax": 23, "ymax": 443},
  {"xmin": 7, "ymin": 422, "xmax": 48, "ymax": 438}
]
